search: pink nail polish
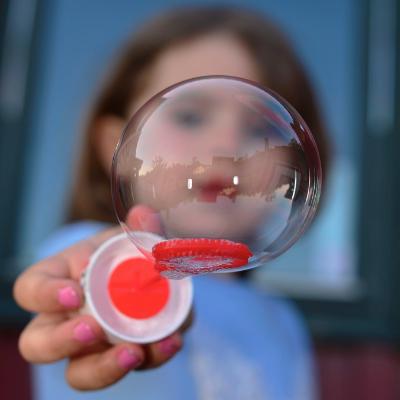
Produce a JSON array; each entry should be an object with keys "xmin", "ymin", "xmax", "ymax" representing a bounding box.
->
[
  {"xmin": 159, "ymin": 336, "xmax": 181, "ymax": 357},
  {"xmin": 58, "ymin": 286, "xmax": 80, "ymax": 308},
  {"xmin": 73, "ymin": 322, "xmax": 96, "ymax": 343},
  {"xmin": 117, "ymin": 348, "xmax": 143, "ymax": 370}
]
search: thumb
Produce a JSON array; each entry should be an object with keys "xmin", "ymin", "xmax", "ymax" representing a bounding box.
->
[
  {"xmin": 125, "ymin": 205, "xmax": 163, "ymax": 261},
  {"xmin": 126, "ymin": 205, "xmax": 163, "ymax": 235}
]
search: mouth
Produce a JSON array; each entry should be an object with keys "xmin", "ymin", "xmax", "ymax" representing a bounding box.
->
[{"xmin": 197, "ymin": 178, "xmax": 238, "ymax": 202}]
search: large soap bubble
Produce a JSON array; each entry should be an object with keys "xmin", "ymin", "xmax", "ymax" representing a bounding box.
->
[{"xmin": 111, "ymin": 76, "xmax": 322, "ymax": 278}]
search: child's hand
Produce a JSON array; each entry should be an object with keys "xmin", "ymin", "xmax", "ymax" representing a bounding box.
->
[{"xmin": 13, "ymin": 210, "xmax": 192, "ymax": 391}]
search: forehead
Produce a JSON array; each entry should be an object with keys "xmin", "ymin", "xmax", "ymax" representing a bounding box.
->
[{"xmin": 129, "ymin": 33, "xmax": 261, "ymax": 113}]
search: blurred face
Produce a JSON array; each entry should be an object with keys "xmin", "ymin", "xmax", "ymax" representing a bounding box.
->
[
  {"xmin": 128, "ymin": 33, "xmax": 261, "ymax": 111},
  {"xmin": 103, "ymin": 34, "xmax": 290, "ymax": 243}
]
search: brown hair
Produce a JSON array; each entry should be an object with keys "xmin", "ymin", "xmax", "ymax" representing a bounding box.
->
[{"xmin": 69, "ymin": 6, "xmax": 330, "ymax": 223}]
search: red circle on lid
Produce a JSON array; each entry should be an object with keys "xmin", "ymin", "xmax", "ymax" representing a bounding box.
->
[{"xmin": 108, "ymin": 257, "xmax": 170, "ymax": 319}]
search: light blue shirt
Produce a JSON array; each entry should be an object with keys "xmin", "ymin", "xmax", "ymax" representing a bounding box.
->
[{"xmin": 33, "ymin": 222, "xmax": 317, "ymax": 400}]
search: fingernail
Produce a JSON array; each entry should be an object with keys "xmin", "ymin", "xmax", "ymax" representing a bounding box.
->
[
  {"xmin": 159, "ymin": 335, "xmax": 182, "ymax": 357},
  {"xmin": 117, "ymin": 348, "xmax": 143, "ymax": 370},
  {"xmin": 73, "ymin": 322, "xmax": 96, "ymax": 343},
  {"xmin": 58, "ymin": 286, "xmax": 80, "ymax": 308}
]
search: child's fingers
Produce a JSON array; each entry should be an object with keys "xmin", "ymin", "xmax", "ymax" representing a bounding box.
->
[
  {"xmin": 126, "ymin": 205, "xmax": 163, "ymax": 234},
  {"xmin": 65, "ymin": 333, "xmax": 183, "ymax": 391},
  {"xmin": 14, "ymin": 271, "xmax": 83, "ymax": 313},
  {"xmin": 58, "ymin": 226, "xmax": 122, "ymax": 280},
  {"xmin": 66, "ymin": 343, "xmax": 145, "ymax": 391},
  {"xmin": 139, "ymin": 332, "xmax": 183, "ymax": 370},
  {"xmin": 18, "ymin": 314, "xmax": 105, "ymax": 364},
  {"xmin": 13, "ymin": 226, "xmax": 121, "ymax": 313}
]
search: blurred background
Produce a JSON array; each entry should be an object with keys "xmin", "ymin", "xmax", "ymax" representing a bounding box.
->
[{"xmin": 0, "ymin": 0, "xmax": 399, "ymax": 399}]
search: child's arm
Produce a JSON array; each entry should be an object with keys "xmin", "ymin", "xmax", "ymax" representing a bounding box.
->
[{"xmin": 13, "ymin": 226, "xmax": 190, "ymax": 391}]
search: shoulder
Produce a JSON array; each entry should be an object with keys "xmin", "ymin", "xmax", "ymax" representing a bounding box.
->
[{"xmin": 36, "ymin": 220, "xmax": 111, "ymax": 260}]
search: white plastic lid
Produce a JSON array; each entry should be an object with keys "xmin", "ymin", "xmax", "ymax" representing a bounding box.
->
[{"xmin": 81, "ymin": 231, "xmax": 193, "ymax": 344}]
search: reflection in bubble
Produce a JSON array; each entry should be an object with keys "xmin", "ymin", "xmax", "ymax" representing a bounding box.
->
[{"xmin": 112, "ymin": 76, "xmax": 322, "ymax": 277}]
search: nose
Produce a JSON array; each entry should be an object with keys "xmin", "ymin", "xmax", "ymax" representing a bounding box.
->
[{"xmin": 208, "ymin": 109, "xmax": 242, "ymax": 157}]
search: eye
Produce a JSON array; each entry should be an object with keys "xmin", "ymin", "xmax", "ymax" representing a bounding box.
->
[{"xmin": 173, "ymin": 109, "xmax": 205, "ymax": 128}]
